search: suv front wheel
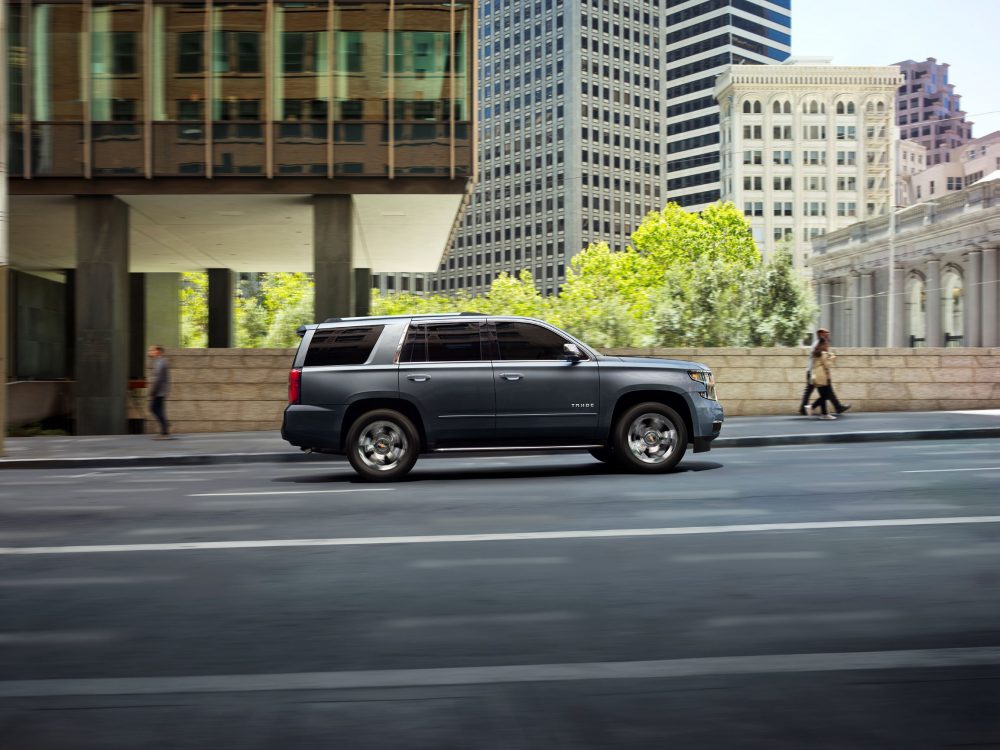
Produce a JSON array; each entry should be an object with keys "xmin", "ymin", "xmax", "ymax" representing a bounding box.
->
[
  {"xmin": 613, "ymin": 402, "xmax": 687, "ymax": 473},
  {"xmin": 346, "ymin": 409, "xmax": 419, "ymax": 481}
]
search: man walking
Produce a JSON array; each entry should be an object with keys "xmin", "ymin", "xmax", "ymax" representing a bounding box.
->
[
  {"xmin": 148, "ymin": 345, "xmax": 171, "ymax": 439},
  {"xmin": 799, "ymin": 328, "xmax": 852, "ymax": 416}
]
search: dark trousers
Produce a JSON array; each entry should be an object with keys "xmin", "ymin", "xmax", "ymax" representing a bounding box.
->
[
  {"xmin": 799, "ymin": 375, "xmax": 815, "ymax": 411},
  {"xmin": 811, "ymin": 383, "xmax": 844, "ymax": 415},
  {"xmin": 150, "ymin": 396, "xmax": 169, "ymax": 435}
]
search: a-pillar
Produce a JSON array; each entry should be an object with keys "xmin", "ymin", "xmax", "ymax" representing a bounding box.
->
[
  {"xmin": 313, "ymin": 195, "xmax": 353, "ymax": 321},
  {"xmin": 859, "ymin": 273, "xmax": 874, "ymax": 347},
  {"xmin": 75, "ymin": 196, "xmax": 129, "ymax": 435},
  {"xmin": 890, "ymin": 266, "xmax": 906, "ymax": 347},
  {"xmin": 817, "ymin": 280, "xmax": 832, "ymax": 332},
  {"xmin": 847, "ymin": 273, "xmax": 861, "ymax": 347},
  {"xmin": 146, "ymin": 273, "xmax": 181, "ymax": 348},
  {"xmin": 354, "ymin": 268, "xmax": 371, "ymax": 317},
  {"xmin": 964, "ymin": 248, "xmax": 982, "ymax": 347},
  {"xmin": 926, "ymin": 257, "xmax": 942, "ymax": 347},
  {"xmin": 981, "ymin": 246, "xmax": 997, "ymax": 348},
  {"xmin": 207, "ymin": 268, "xmax": 235, "ymax": 348}
]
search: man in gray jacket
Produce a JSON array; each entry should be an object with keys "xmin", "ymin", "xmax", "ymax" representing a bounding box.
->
[{"xmin": 148, "ymin": 345, "xmax": 171, "ymax": 439}]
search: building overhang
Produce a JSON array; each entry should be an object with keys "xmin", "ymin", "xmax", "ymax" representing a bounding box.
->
[{"xmin": 10, "ymin": 179, "xmax": 473, "ymax": 274}]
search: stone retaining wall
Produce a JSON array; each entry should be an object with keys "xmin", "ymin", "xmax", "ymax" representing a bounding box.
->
[{"xmin": 152, "ymin": 347, "xmax": 1000, "ymax": 433}]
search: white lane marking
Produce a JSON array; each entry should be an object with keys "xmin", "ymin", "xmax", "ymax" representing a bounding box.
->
[
  {"xmin": 4, "ymin": 516, "xmax": 1000, "ymax": 556},
  {"xmin": 2, "ymin": 647, "xmax": 1000, "ymax": 698},
  {"xmin": 0, "ymin": 631, "xmax": 119, "ymax": 645},
  {"xmin": 636, "ymin": 509, "xmax": 769, "ymax": 520},
  {"xmin": 925, "ymin": 545, "xmax": 1000, "ymax": 557},
  {"xmin": 833, "ymin": 503, "xmax": 960, "ymax": 512},
  {"xmin": 410, "ymin": 557, "xmax": 569, "ymax": 569},
  {"xmin": 127, "ymin": 525, "xmax": 263, "ymax": 537},
  {"xmin": 189, "ymin": 488, "xmax": 394, "ymax": 497},
  {"xmin": 386, "ymin": 612, "xmax": 577, "ymax": 629},
  {"xmin": 902, "ymin": 467, "xmax": 1000, "ymax": 474},
  {"xmin": 672, "ymin": 551, "xmax": 824, "ymax": 563},
  {"xmin": 0, "ymin": 576, "xmax": 179, "ymax": 587},
  {"xmin": 707, "ymin": 611, "xmax": 897, "ymax": 628},
  {"xmin": 948, "ymin": 409, "xmax": 1000, "ymax": 416}
]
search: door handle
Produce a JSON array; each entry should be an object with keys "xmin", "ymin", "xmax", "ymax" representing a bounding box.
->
[
  {"xmin": 407, "ymin": 374, "xmax": 431, "ymax": 382},
  {"xmin": 500, "ymin": 373, "xmax": 523, "ymax": 381}
]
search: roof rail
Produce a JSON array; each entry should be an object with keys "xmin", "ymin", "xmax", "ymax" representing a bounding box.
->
[{"xmin": 321, "ymin": 311, "xmax": 485, "ymax": 324}]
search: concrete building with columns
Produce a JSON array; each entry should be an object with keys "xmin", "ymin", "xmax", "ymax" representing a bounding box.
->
[
  {"xmin": 809, "ymin": 174, "xmax": 1000, "ymax": 348},
  {"xmin": 715, "ymin": 59, "xmax": 902, "ymax": 267},
  {"xmin": 5, "ymin": 0, "xmax": 477, "ymax": 435}
]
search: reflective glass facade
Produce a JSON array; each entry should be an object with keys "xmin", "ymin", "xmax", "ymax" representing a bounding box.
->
[{"xmin": 7, "ymin": 0, "xmax": 475, "ymax": 179}]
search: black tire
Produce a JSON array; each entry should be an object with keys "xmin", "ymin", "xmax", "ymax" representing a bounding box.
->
[
  {"xmin": 588, "ymin": 447, "xmax": 615, "ymax": 464},
  {"xmin": 612, "ymin": 402, "xmax": 687, "ymax": 473},
  {"xmin": 346, "ymin": 409, "xmax": 420, "ymax": 481}
]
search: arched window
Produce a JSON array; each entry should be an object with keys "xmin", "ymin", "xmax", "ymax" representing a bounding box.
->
[
  {"xmin": 904, "ymin": 273, "xmax": 927, "ymax": 346},
  {"xmin": 846, "ymin": 102, "xmax": 855, "ymax": 114},
  {"xmin": 784, "ymin": 102, "xmax": 791, "ymax": 113},
  {"xmin": 753, "ymin": 100, "xmax": 761, "ymax": 114},
  {"xmin": 866, "ymin": 101, "xmax": 875, "ymax": 113},
  {"xmin": 941, "ymin": 266, "xmax": 964, "ymax": 344},
  {"xmin": 836, "ymin": 101, "xmax": 854, "ymax": 115},
  {"xmin": 743, "ymin": 100, "xmax": 752, "ymax": 114},
  {"xmin": 876, "ymin": 101, "xmax": 885, "ymax": 113},
  {"xmin": 773, "ymin": 100, "xmax": 782, "ymax": 114}
]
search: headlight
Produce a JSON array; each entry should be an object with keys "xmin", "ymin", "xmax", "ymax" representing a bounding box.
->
[{"xmin": 688, "ymin": 370, "xmax": 718, "ymax": 400}]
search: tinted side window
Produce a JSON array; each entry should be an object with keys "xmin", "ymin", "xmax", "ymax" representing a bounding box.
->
[
  {"xmin": 496, "ymin": 322, "xmax": 570, "ymax": 360},
  {"xmin": 400, "ymin": 322, "xmax": 484, "ymax": 362},
  {"xmin": 304, "ymin": 325, "xmax": 384, "ymax": 367}
]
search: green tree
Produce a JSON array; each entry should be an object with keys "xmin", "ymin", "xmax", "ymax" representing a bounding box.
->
[
  {"xmin": 179, "ymin": 272, "xmax": 208, "ymax": 348},
  {"xmin": 743, "ymin": 245, "xmax": 816, "ymax": 346},
  {"xmin": 478, "ymin": 270, "xmax": 547, "ymax": 317}
]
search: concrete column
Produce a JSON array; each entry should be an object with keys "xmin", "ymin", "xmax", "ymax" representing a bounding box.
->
[
  {"xmin": 926, "ymin": 257, "xmax": 942, "ymax": 347},
  {"xmin": 847, "ymin": 273, "xmax": 861, "ymax": 347},
  {"xmin": 817, "ymin": 280, "xmax": 832, "ymax": 332},
  {"xmin": 75, "ymin": 196, "xmax": 130, "ymax": 435},
  {"xmin": 128, "ymin": 273, "xmax": 146, "ymax": 379},
  {"xmin": 146, "ymin": 273, "xmax": 181, "ymax": 348},
  {"xmin": 354, "ymin": 268, "xmax": 371, "ymax": 317},
  {"xmin": 981, "ymin": 247, "xmax": 997, "ymax": 348},
  {"xmin": 859, "ymin": 273, "xmax": 874, "ymax": 347},
  {"xmin": 891, "ymin": 266, "xmax": 906, "ymax": 348},
  {"xmin": 965, "ymin": 249, "xmax": 982, "ymax": 347},
  {"xmin": 207, "ymin": 268, "xmax": 235, "ymax": 348},
  {"xmin": 313, "ymin": 195, "xmax": 353, "ymax": 321},
  {"xmin": 0, "ymin": 265, "xmax": 6, "ymax": 453}
]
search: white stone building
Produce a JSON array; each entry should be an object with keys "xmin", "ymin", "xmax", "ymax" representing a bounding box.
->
[
  {"xmin": 715, "ymin": 59, "xmax": 902, "ymax": 267},
  {"xmin": 896, "ymin": 139, "xmax": 928, "ymax": 206},
  {"xmin": 906, "ymin": 131, "xmax": 1000, "ymax": 205},
  {"xmin": 809, "ymin": 175, "xmax": 1000, "ymax": 348}
]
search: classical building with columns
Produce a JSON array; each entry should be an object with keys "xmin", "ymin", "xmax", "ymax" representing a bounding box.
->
[
  {"xmin": 5, "ymin": 0, "xmax": 477, "ymax": 435},
  {"xmin": 809, "ymin": 174, "xmax": 999, "ymax": 348}
]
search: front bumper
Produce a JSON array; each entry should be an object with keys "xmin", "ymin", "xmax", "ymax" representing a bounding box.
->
[{"xmin": 691, "ymin": 399, "xmax": 724, "ymax": 453}]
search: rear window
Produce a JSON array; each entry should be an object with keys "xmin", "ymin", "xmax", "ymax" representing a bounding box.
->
[
  {"xmin": 400, "ymin": 322, "xmax": 485, "ymax": 362},
  {"xmin": 304, "ymin": 325, "xmax": 384, "ymax": 367}
]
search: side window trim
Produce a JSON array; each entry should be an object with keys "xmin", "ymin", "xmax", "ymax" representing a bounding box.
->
[{"xmin": 491, "ymin": 320, "xmax": 590, "ymax": 362}]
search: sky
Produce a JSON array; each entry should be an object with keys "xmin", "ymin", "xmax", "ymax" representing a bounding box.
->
[{"xmin": 791, "ymin": 0, "xmax": 1000, "ymax": 137}]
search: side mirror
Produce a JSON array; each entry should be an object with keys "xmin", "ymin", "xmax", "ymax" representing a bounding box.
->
[{"xmin": 563, "ymin": 343, "xmax": 582, "ymax": 362}]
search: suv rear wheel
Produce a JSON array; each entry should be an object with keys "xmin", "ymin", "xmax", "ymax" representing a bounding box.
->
[
  {"xmin": 612, "ymin": 402, "xmax": 687, "ymax": 473},
  {"xmin": 346, "ymin": 409, "xmax": 419, "ymax": 481}
]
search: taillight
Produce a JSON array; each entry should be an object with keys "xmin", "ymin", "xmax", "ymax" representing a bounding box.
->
[{"xmin": 288, "ymin": 368, "xmax": 302, "ymax": 405}]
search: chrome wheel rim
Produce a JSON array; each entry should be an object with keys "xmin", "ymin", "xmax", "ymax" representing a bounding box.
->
[
  {"xmin": 357, "ymin": 420, "xmax": 408, "ymax": 472},
  {"xmin": 627, "ymin": 412, "xmax": 677, "ymax": 464}
]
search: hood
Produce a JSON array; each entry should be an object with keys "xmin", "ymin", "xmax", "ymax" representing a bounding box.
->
[{"xmin": 605, "ymin": 355, "xmax": 711, "ymax": 370}]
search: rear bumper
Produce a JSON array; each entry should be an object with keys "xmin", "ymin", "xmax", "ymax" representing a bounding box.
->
[{"xmin": 281, "ymin": 404, "xmax": 345, "ymax": 452}]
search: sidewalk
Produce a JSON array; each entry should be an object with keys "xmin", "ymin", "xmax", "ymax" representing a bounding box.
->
[{"xmin": 1, "ymin": 410, "xmax": 999, "ymax": 470}]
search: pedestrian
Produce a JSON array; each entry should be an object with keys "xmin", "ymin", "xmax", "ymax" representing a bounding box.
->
[
  {"xmin": 798, "ymin": 328, "xmax": 829, "ymax": 415},
  {"xmin": 148, "ymin": 345, "xmax": 172, "ymax": 439},
  {"xmin": 807, "ymin": 340, "xmax": 852, "ymax": 419}
]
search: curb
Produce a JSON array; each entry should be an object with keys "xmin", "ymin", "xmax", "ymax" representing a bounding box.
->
[{"xmin": 0, "ymin": 427, "xmax": 997, "ymax": 470}]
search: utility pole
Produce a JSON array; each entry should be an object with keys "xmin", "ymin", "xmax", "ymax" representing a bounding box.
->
[{"xmin": 0, "ymin": 0, "xmax": 9, "ymax": 456}]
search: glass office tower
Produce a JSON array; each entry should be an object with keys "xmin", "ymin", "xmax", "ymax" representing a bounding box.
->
[
  {"xmin": 664, "ymin": 0, "xmax": 791, "ymax": 210},
  {"xmin": 7, "ymin": 0, "xmax": 474, "ymax": 180}
]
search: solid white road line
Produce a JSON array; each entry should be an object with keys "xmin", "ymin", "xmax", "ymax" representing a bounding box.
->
[
  {"xmin": 832, "ymin": 503, "xmax": 960, "ymax": 512},
  {"xmin": 0, "ymin": 631, "xmax": 119, "ymax": 645},
  {"xmin": 126, "ymin": 525, "xmax": 264, "ymax": 536},
  {"xmin": 0, "ymin": 576, "xmax": 178, "ymax": 587},
  {"xmin": 925, "ymin": 545, "xmax": 1000, "ymax": 557},
  {"xmin": 189, "ymin": 488, "xmax": 394, "ymax": 497},
  {"xmin": 410, "ymin": 557, "xmax": 570, "ymax": 569},
  {"xmin": 386, "ymin": 612, "xmax": 577, "ymax": 629},
  {"xmin": 706, "ymin": 611, "xmax": 896, "ymax": 628},
  {"xmin": 2, "ymin": 646, "xmax": 999, "ymax": 698},
  {"xmin": 902, "ymin": 467, "xmax": 1000, "ymax": 473},
  {"xmin": 672, "ymin": 551, "xmax": 824, "ymax": 563},
  {"xmin": 3, "ymin": 515, "xmax": 1000, "ymax": 556}
]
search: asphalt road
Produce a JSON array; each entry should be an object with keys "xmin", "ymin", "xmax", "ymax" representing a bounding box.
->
[{"xmin": 1, "ymin": 440, "xmax": 999, "ymax": 749}]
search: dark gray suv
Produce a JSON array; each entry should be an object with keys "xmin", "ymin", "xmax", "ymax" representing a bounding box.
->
[{"xmin": 282, "ymin": 313, "xmax": 723, "ymax": 480}]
